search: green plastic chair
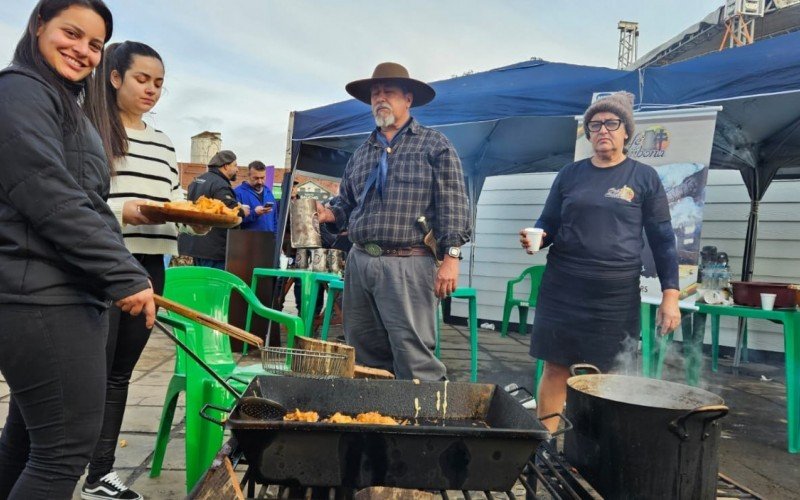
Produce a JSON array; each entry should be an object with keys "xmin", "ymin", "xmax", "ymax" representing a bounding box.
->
[
  {"xmin": 435, "ymin": 287, "xmax": 479, "ymax": 382},
  {"xmin": 249, "ymin": 269, "xmax": 338, "ymax": 338},
  {"xmin": 150, "ymin": 314, "xmax": 251, "ymax": 486},
  {"xmin": 148, "ymin": 314, "xmax": 189, "ymax": 479},
  {"xmin": 149, "ymin": 266, "xmax": 304, "ymax": 492},
  {"xmin": 319, "ymin": 279, "xmax": 344, "ymax": 341},
  {"xmin": 500, "ymin": 266, "xmax": 545, "ymax": 336}
]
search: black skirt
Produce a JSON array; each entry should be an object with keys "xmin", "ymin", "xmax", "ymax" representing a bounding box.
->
[{"xmin": 529, "ymin": 265, "xmax": 641, "ymax": 373}]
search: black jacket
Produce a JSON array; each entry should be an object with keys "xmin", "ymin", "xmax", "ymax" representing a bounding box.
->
[
  {"xmin": 178, "ymin": 169, "xmax": 240, "ymax": 261},
  {"xmin": 0, "ymin": 65, "xmax": 149, "ymax": 307}
]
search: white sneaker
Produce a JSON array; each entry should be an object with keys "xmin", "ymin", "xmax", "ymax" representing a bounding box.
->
[{"xmin": 80, "ymin": 471, "xmax": 143, "ymax": 500}]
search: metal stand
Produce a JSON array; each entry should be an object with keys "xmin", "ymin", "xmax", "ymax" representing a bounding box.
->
[{"xmin": 617, "ymin": 21, "xmax": 639, "ymax": 69}]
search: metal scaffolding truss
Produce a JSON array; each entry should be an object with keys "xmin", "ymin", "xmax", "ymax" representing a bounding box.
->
[
  {"xmin": 617, "ymin": 21, "xmax": 639, "ymax": 69},
  {"xmin": 634, "ymin": 0, "xmax": 800, "ymax": 68}
]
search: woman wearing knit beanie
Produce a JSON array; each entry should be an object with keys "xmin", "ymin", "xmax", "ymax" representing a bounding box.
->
[{"xmin": 519, "ymin": 91, "xmax": 681, "ymax": 434}]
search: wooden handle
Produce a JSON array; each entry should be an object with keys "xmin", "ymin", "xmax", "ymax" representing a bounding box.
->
[
  {"xmin": 154, "ymin": 294, "xmax": 264, "ymax": 348},
  {"xmin": 353, "ymin": 365, "xmax": 395, "ymax": 379}
]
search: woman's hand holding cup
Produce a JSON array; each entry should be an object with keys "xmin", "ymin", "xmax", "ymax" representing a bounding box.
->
[{"xmin": 519, "ymin": 227, "xmax": 546, "ymax": 254}]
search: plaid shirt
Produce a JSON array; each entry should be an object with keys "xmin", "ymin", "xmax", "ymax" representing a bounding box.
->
[{"xmin": 328, "ymin": 118, "xmax": 470, "ymax": 252}]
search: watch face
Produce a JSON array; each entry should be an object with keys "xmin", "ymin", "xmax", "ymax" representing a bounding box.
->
[{"xmin": 448, "ymin": 247, "xmax": 460, "ymax": 258}]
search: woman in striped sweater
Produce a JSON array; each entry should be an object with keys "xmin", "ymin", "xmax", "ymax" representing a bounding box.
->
[{"xmin": 84, "ymin": 41, "xmax": 206, "ymax": 500}]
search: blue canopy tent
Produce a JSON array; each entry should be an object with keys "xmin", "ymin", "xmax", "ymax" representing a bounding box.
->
[
  {"xmin": 291, "ymin": 61, "xmax": 635, "ymax": 180},
  {"xmin": 640, "ymin": 32, "xmax": 800, "ymax": 284},
  {"xmin": 282, "ymin": 62, "xmax": 637, "ymax": 271},
  {"xmin": 283, "ymin": 30, "xmax": 800, "ymax": 288}
]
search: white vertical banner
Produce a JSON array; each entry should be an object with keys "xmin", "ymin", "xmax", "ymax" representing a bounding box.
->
[{"xmin": 575, "ymin": 107, "xmax": 720, "ymax": 304}]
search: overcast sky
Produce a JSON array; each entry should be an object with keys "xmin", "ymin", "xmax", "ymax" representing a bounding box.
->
[{"xmin": 0, "ymin": 0, "xmax": 724, "ymax": 165}]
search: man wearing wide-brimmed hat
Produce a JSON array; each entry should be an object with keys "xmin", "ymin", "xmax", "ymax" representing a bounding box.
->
[{"xmin": 317, "ymin": 62, "xmax": 470, "ymax": 381}]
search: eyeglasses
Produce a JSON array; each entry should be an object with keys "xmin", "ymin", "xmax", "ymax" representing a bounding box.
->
[{"xmin": 586, "ymin": 119, "xmax": 623, "ymax": 133}]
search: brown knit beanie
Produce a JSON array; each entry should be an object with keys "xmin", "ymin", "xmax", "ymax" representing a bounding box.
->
[{"xmin": 582, "ymin": 91, "xmax": 635, "ymax": 144}]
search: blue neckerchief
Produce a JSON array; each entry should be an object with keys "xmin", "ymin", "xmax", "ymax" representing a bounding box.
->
[{"xmin": 357, "ymin": 119, "xmax": 412, "ymax": 207}]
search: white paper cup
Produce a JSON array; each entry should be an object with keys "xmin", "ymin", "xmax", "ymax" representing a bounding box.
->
[
  {"xmin": 760, "ymin": 293, "xmax": 777, "ymax": 311},
  {"xmin": 524, "ymin": 227, "xmax": 544, "ymax": 254}
]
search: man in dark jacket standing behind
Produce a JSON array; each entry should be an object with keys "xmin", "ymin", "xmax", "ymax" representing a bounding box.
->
[{"xmin": 179, "ymin": 150, "xmax": 249, "ymax": 269}]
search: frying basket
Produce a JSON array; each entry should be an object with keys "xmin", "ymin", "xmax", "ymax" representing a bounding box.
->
[{"xmin": 260, "ymin": 346, "xmax": 348, "ymax": 379}]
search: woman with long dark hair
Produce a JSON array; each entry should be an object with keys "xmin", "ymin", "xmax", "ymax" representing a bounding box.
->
[
  {"xmin": 82, "ymin": 41, "xmax": 207, "ymax": 500},
  {"xmin": 0, "ymin": 1, "xmax": 154, "ymax": 498}
]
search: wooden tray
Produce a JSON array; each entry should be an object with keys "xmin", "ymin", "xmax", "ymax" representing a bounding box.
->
[{"xmin": 139, "ymin": 204, "xmax": 241, "ymax": 228}]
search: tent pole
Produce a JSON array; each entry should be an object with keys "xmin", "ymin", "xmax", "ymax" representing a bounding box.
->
[
  {"xmin": 468, "ymin": 176, "xmax": 479, "ymax": 288},
  {"xmin": 740, "ymin": 199, "xmax": 760, "ymax": 283},
  {"xmin": 275, "ymin": 111, "xmax": 297, "ymax": 264},
  {"xmin": 733, "ymin": 195, "xmax": 760, "ymax": 367}
]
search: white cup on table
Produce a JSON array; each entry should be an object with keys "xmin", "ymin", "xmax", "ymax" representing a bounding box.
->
[
  {"xmin": 523, "ymin": 227, "xmax": 544, "ymax": 254},
  {"xmin": 760, "ymin": 293, "xmax": 777, "ymax": 311}
]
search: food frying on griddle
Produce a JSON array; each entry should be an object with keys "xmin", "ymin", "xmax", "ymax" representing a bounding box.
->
[
  {"xmin": 283, "ymin": 409, "xmax": 320, "ymax": 422},
  {"xmin": 356, "ymin": 411, "xmax": 400, "ymax": 425},
  {"xmin": 324, "ymin": 412, "xmax": 356, "ymax": 424},
  {"xmin": 321, "ymin": 411, "xmax": 402, "ymax": 425},
  {"xmin": 283, "ymin": 408, "xmax": 405, "ymax": 425}
]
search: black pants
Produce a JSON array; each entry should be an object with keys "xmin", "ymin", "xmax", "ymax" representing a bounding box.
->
[
  {"xmin": 0, "ymin": 303, "xmax": 107, "ymax": 499},
  {"xmin": 86, "ymin": 254, "xmax": 165, "ymax": 483}
]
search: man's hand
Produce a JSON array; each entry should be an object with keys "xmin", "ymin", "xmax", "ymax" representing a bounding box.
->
[
  {"xmin": 435, "ymin": 256, "xmax": 459, "ymax": 298},
  {"xmin": 657, "ymin": 289, "xmax": 681, "ymax": 334},
  {"xmin": 255, "ymin": 205, "xmax": 273, "ymax": 216},
  {"xmin": 316, "ymin": 201, "xmax": 335, "ymax": 224},
  {"xmin": 240, "ymin": 205, "xmax": 251, "ymax": 217},
  {"xmin": 122, "ymin": 200, "xmax": 153, "ymax": 226},
  {"xmin": 115, "ymin": 286, "xmax": 156, "ymax": 329}
]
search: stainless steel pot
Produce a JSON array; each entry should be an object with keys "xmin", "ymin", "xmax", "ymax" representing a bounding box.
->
[
  {"xmin": 290, "ymin": 198, "xmax": 322, "ymax": 248},
  {"xmin": 310, "ymin": 248, "xmax": 328, "ymax": 272},
  {"xmin": 295, "ymin": 248, "xmax": 310, "ymax": 269},
  {"xmin": 326, "ymin": 249, "xmax": 346, "ymax": 275}
]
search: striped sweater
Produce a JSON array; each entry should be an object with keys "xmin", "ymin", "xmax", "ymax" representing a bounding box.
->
[{"xmin": 107, "ymin": 124, "xmax": 186, "ymax": 255}]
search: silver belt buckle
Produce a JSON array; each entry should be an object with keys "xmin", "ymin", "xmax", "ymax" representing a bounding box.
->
[{"xmin": 363, "ymin": 242, "xmax": 382, "ymax": 257}]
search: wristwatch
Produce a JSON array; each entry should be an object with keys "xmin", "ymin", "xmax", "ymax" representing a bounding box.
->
[{"xmin": 446, "ymin": 247, "xmax": 461, "ymax": 259}]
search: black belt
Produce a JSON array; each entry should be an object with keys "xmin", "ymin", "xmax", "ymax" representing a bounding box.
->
[{"xmin": 356, "ymin": 243, "xmax": 432, "ymax": 257}]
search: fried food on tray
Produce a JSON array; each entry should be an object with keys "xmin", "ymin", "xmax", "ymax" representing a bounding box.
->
[
  {"xmin": 356, "ymin": 412, "xmax": 400, "ymax": 425},
  {"xmin": 324, "ymin": 412, "xmax": 356, "ymax": 424},
  {"xmin": 285, "ymin": 409, "xmax": 403, "ymax": 425},
  {"xmin": 283, "ymin": 409, "xmax": 320, "ymax": 422},
  {"xmin": 322, "ymin": 411, "xmax": 400, "ymax": 425},
  {"xmin": 163, "ymin": 196, "xmax": 240, "ymax": 217}
]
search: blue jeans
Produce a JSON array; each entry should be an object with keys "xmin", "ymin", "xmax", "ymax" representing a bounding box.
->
[
  {"xmin": 0, "ymin": 304, "xmax": 107, "ymax": 499},
  {"xmin": 193, "ymin": 257, "xmax": 225, "ymax": 270}
]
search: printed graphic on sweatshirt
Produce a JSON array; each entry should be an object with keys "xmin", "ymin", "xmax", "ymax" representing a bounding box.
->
[{"xmin": 604, "ymin": 184, "xmax": 635, "ymax": 202}]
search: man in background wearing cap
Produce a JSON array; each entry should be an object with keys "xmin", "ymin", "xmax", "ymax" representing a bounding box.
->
[
  {"xmin": 317, "ymin": 62, "xmax": 470, "ymax": 381},
  {"xmin": 179, "ymin": 150, "xmax": 250, "ymax": 269}
]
